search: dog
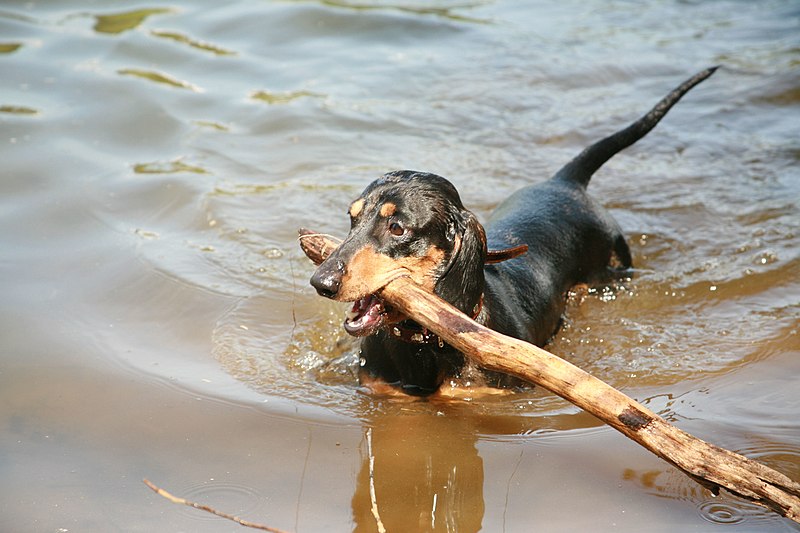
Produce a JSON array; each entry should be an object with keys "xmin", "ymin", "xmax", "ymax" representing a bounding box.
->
[{"xmin": 310, "ymin": 67, "xmax": 717, "ymax": 396}]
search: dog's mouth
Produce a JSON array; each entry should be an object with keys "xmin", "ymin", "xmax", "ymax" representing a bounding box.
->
[{"xmin": 343, "ymin": 295, "xmax": 403, "ymax": 337}]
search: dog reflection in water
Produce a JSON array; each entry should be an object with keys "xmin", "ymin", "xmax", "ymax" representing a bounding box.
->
[{"xmin": 351, "ymin": 411, "xmax": 484, "ymax": 532}]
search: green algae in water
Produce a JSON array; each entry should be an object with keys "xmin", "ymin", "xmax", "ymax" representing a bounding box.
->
[{"xmin": 94, "ymin": 8, "xmax": 173, "ymax": 34}]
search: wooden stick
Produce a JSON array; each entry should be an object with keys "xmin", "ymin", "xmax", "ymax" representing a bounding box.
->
[
  {"xmin": 143, "ymin": 479, "xmax": 290, "ymax": 533},
  {"xmin": 298, "ymin": 228, "xmax": 800, "ymax": 523}
]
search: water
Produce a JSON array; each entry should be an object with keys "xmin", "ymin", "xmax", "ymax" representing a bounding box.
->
[{"xmin": 1, "ymin": 1, "xmax": 799, "ymax": 531}]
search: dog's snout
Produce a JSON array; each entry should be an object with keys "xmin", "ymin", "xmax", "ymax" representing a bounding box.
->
[{"xmin": 310, "ymin": 259, "xmax": 345, "ymax": 299}]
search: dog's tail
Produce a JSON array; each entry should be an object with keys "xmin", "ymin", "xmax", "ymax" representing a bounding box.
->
[{"xmin": 554, "ymin": 66, "xmax": 718, "ymax": 188}]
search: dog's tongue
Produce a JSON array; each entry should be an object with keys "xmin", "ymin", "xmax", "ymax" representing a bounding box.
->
[{"xmin": 343, "ymin": 295, "xmax": 385, "ymax": 337}]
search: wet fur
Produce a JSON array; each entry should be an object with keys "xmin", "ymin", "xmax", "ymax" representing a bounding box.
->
[{"xmin": 311, "ymin": 68, "xmax": 717, "ymax": 396}]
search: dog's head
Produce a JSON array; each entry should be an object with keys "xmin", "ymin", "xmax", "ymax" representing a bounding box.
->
[{"xmin": 310, "ymin": 170, "xmax": 487, "ymax": 337}]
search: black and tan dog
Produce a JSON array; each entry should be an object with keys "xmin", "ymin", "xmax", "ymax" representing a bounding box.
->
[{"xmin": 311, "ymin": 67, "xmax": 717, "ymax": 396}]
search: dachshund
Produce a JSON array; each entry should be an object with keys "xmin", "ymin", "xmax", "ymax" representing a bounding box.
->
[{"xmin": 310, "ymin": 67, "xmax": 717, "ymax": 396}]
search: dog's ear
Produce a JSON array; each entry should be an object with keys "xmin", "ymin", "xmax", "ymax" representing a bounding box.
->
[{"xmin": 434, "ymin": 209, "xmax": 486, "ymax": 316}]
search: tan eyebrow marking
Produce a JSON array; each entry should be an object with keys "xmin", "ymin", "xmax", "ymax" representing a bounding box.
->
[
  {"xmin": 379, "ymin": 202, "xmax": 396, "ymax": 217},
  {"xmin": 349, "ymin": 198, "xmax": 365, "ymax": 218}
]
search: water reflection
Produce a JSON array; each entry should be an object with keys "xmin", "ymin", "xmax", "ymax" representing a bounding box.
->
[
  {"xmin": 117, "ymin": 68, "xmax": 203, "ymax": 91},
  {"xmin": 92, "ymin": 7, "xmax": 173, "ymax": 34},
  {"xmin": 348, "ymin": 396, "xmax": 619, "ymax": 532},
  {"xmin": 353, "ymin": 406, "xmax": 485, "ymax": 532},
  {"xmin": 133, "ymin": 157, "xmax": 210, "ymax": 174},
  {"xmin": 0, "ymin": 42, "xmax": 22, "ymax": 53},
  {"xmin": 150, "ymin": 29, "xmax": 237, "ymax": 56},
  {"xmin": 0, "ymin": 104, "xmax": 39, "ymax": 115},
  {"xmin": 295, "ymin": 0, "xmax": 493, "ymax": 24},
  {"xmin": 250, "ymin": 90, "xmax": 326, "ymax": 105}
]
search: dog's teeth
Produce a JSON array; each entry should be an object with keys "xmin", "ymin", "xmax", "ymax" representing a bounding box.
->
[{"xmin": 346, "ymin": 308, "xmax": 359, "ymax": 321}]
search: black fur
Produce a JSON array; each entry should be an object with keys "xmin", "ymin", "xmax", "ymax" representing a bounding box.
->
[{"xmin": 311, "ymin": 68, "xmax": 717, "ymax": 395}]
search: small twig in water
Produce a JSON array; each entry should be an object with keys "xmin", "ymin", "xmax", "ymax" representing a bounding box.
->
[{"xmin": 143, "ymin": 478, "xmax": 290, "ymax": 533}]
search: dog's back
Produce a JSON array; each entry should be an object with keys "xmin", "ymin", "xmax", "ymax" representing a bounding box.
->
[
  {"xmin": 482, "ymin": 67, "xmax": 718, "ymax": 346},
  {"xmin": 483, "ymin": 179, "xmax": 628, "ymax": 345}
]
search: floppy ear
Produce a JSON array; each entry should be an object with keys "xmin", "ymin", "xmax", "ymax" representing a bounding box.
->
[{"xmin": 434, "ymin": 210, "xmax": 487, "ymax": 316}]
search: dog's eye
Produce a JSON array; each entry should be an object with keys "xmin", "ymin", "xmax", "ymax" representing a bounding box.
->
[{"xmin": 388, "ymin": 222, "xmax": 405, "ymax": 237}]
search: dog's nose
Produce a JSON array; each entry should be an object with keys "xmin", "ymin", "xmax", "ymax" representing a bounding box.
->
[{"xmin": 310, "ymin": 259, "xmax": 345, "ymax": 299}]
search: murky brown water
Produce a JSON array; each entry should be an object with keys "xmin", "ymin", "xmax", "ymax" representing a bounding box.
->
[{"xmin": 2, "ymin": 1, "xmax": 799, "ymax": 531}]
